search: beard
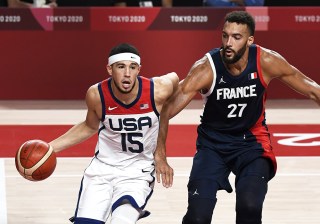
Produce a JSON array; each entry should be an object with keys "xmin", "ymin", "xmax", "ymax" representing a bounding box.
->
[{"xmin": 222, "ymin": 43, "xmax": 247, "ymax": 64}]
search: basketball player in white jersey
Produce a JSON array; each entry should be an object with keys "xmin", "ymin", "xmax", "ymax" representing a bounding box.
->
[{"xmin": 49, "ymin": 43, "xmax": 178, "ymax": 224}]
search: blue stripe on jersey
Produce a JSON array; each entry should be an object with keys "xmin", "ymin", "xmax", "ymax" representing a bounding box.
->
[
  {"xmin": 73, "ymin": 176, "xmax": 84, "ymax": 221},
  {"xmin": 98, "ymin": 125, "xmax": 105, "ymax": 135},
  {"xmin": 74, "ymin": 217, "xmax": 104, "ymax": 224},
  {"xmin": 150, "ymin": 78, "xmax": 159, "ymax": 117},
  {"xmin": 95, "ymin": 125, "xmax": 106, "ymax": 157},
  {"xmin": 98, "ymin": 82, "xmax": 106, "ymax": 122},
  {"xmin": 111, "ymin": 189, "xmax": 154, "ymax": 212}
]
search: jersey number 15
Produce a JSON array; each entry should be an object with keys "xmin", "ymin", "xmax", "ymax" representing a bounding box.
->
[{"xmin": 121, "ymin": 133, "xmax": 144, "ymax": 153}]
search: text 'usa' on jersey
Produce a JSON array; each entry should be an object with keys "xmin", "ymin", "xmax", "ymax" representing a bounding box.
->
[{"xmin": 202, "ymin": 44, "xmax": 267, "ymax": 134}]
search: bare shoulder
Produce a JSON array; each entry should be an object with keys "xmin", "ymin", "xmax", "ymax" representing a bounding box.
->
[
  {"xmin": 85, "ymin": 83, "xmax": 101, "ymax": 107},
  {"xmin": 152, "ymin": 72, "xmax": 179, "ymax": 108},
  {"xmin": 86, "ymin": 83, "xmax": 99, "ymax": 97},
  {"xmin": 153, "ymin": 72, "xmax": 179, "ymax": 87},
  {"xmin": 260, "ymin": 47, "xmax": 286, "ymax": 63},
  {"xmin": 153, "ymin": 72, "xmax": 179, "ymax": 95},
  {"xmin": 260, "ymin": 46, "xmax": 294, "ymax": 80}
]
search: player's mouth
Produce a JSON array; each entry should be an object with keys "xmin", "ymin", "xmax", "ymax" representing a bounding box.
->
[
  {"xmin": 122, "ymin": 80, "xmax": 131, "ymax": 89},
  {"xmin": 225, "ymin": 48, "xmax": 234, "ymax": 57}
]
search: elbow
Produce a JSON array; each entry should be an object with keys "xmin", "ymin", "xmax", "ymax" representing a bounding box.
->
[
  {"xmin": 310, "ymin": 93, "xmax": 320, "ymax": 106},
  {"xmin": 309, "ymin": 84, "xmax": 320, "ymax": 106}
]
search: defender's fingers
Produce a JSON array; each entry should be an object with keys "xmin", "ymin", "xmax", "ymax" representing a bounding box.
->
[
  {"xmin": 162, "ymin": 170, "xmax": 174, "ymax": 188},
  {"xmin": 161, "ymin": 172, "xmax": 168, "ymax": 187},
  {"xmin": 156, "ymin": 170, "xmax": 161, "ymax": 183}
]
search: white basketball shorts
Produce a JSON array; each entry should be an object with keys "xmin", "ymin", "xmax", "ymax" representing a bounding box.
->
[{"xmin": 73, "ymin": 157, "xmax": 155, "ymax": 222}]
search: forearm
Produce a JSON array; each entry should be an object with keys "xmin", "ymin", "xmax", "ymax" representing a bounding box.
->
[
  {"xmin": 49, "ymin": 121, "xmax": 97, "ymax": 153},
  {"xmin": 310, "ymin": 83, "xmax": 320, "ymax": 106},
  {"xmin": 279, "ymin": 69, "xmax": 320, "ymax": 106},
  {"xmin": 155, "ymin": 86, "xmax": 196, "ymax": 159},
  {"xmin": 155, "ymin": 101, "xmax": 175, "ymax": 187},
  {"xmin": 155, "ymin": 123, "xmax": 169, "ymax": 161},
  {"xmin": 155, "ymin": 100, "xmax": 171, "ymax": 161}
]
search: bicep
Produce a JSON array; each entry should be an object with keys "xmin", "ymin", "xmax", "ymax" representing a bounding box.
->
[
  {"xmin": 167, "ymin": 57, "xmax": 213, "ymax": 118},
  {"xmin": 180, "ymin": 57, "xmax": 213, "ymax": 98},
  {"xmin": 262, "ymin": 49, "xmax": 319, "ymax": 98},
  {"xmin": 84, "ymin": 86, "xmax": 101, "ymax": 132},
  {"xmin": 261, "ymin": 49, "xmax": 299, "ymax": 84}
]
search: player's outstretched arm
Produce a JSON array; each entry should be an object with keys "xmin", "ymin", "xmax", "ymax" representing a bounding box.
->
[
  {"xmin": 155, "ymin": 56, "xmax": 213, "ymax": 188},
  {"xmin": 153, "ymin": 72, "xmax": 179, "ymax": 188},
  {"xmin": 49, "ymin": 85, "xmax": 101, "ymax": 153},
  {"xmin": 261, "ymin": 48, "xmax": 320, "ymax": 106}
]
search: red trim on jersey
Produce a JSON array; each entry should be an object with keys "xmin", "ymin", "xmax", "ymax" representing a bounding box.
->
[
  {"xmin": 254, "ymin": 45, "xmax": 276, "ymax": 172},
  {"xmin": 250, "ymin": 93, "xmax": 277, "ymax": 173},
  {"xmin": 256, "ymin": 45, "xmax": 267, "ymax": 88},
  {"xmin": 100, "ymin": 76, "xmax": 154, "ymax": 115}
]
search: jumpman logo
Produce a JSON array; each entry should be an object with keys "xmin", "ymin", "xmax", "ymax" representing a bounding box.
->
[
  {"xmin": 193, "ymin": 189, "xmax": 199, "ymax": 196},
  {"xmin": 219, "ymin": 76, "xmax": 227, "ymax": 84}
]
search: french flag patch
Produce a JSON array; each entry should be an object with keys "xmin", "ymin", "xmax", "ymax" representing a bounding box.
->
[
  {"xmin": 248, "ymin": 72, "xmax": 258, "ymax": 80},
  {"xmin": 140, "ymin": 103, "xmax": 149, "ymax": 110}
]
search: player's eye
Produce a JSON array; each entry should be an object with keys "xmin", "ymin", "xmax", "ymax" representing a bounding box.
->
[{"xmin": 233, "ymin": 34, "xmax": 242, "ymax": 40}]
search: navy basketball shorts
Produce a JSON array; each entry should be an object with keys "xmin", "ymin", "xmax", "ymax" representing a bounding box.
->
[{"xmin": 187, "ymin": 131, "xmax": 275, "ymax": 198}]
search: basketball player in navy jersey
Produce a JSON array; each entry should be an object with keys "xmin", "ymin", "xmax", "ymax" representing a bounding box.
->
[
  {"xmin": 49, "ymin": 43, "xmax": 178, "ymax": 224},
  {"xmin": 155, "ymin": 11, "xmax": 320, "ymax": 224}
]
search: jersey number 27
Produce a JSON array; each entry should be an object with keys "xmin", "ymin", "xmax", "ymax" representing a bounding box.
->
[{"xmin": 227, "ymin": 103, "xmax": 247, "ymax": 118}]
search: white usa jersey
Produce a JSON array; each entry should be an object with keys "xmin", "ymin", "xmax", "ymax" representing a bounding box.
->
[{"xmin": 95, "ymin": 76, "xmax": 159, "ymax": 169}]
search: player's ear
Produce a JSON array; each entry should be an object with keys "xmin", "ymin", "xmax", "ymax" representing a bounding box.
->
[
  {"xmin": 248, "ymin": 36, "xmax": 254, "ymax": 46},
  {"xmin": 106, "ymin": 65, "xmax": 112, "ymax": 76}
]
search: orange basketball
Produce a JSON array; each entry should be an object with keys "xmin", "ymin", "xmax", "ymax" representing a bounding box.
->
[{"xmin": 15, "ymin": 139, "xmax": 57, "ymax": 181}]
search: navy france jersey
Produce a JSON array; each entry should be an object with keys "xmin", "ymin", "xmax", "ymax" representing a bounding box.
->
[
  {"xmin": 95, "ymin": 76, "xmax": 159, "ymax": 169},
  {"xmin": 202, "ymin": 44, "xmax": 266, "ymax": 134},
  {"xmin": 200, "ymin": 44, "xmax": 276, "ymax": 173}
]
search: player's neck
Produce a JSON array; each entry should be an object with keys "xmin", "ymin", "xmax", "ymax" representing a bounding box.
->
[{"xmin": 225, "ymin": 52, "xmax": 249, "ymax": 76}]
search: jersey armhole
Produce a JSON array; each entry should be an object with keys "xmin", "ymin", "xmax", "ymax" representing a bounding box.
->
[
  {"xmin": 256, "ymin": 45, "xmax": 267, "ymax": 88},
  {"xmin": 201, "ymin": 53, "xmax": 217, "ymax": 99},
  {"xmin": 150, "ymin": 78, "xmax": 159, "ymax": 117},
  {"xmin": 98, "ymin": 82, "xmax": 106, "ymax": 122}
]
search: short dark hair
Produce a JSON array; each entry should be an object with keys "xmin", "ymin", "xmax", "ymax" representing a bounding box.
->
[
  {"xmin": 225, "ymin": 11, "xmax": 255, "ymax": 36},
  {"xmin": 109, "ymin": 43, "xmax": 140, "ymax": 57}
]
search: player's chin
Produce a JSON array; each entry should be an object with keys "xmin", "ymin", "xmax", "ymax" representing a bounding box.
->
[
  {"xmin": 223, "ymin": 56, "xmax": 235, "ymax": 64},
  {"xmin": 121, "ymin": 86, "xmax": 133, "ymax": 93}
]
